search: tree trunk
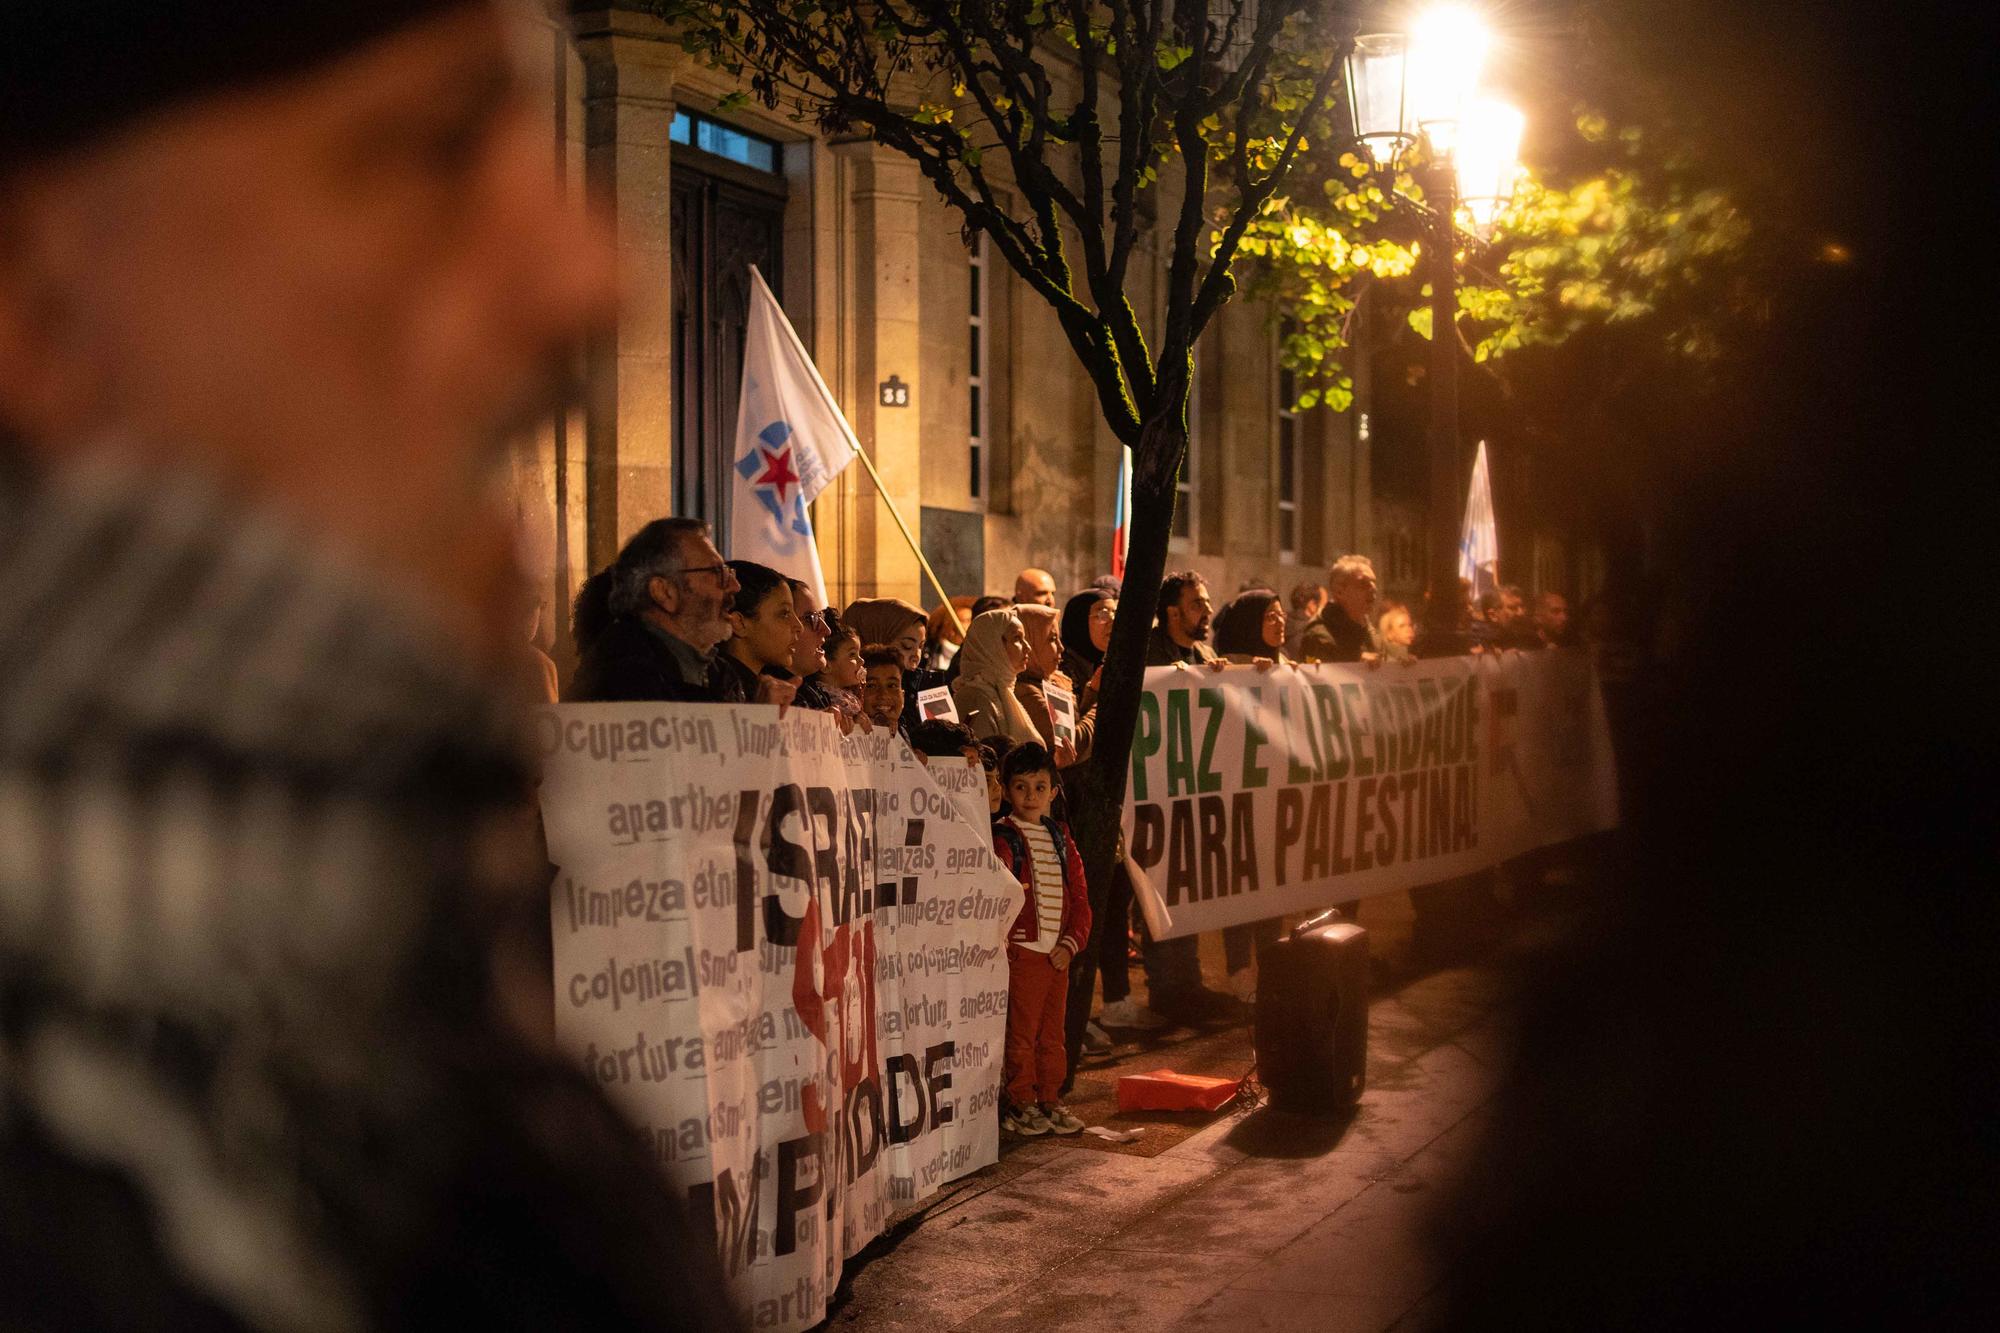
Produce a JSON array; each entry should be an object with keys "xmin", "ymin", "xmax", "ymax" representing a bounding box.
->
[{"xmin": 1068, "ymin": 401, "xmax": 1186, "ymax": 916}]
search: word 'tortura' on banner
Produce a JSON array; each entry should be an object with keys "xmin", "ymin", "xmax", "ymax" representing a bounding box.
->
[{"xmin": 537, "ymin": 704, "xmax": 1022, "ymax": 1333}]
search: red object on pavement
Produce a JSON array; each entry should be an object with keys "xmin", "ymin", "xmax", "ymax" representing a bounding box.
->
[{"xmin": 1115, "ymin": 1069, "xmax": 1242, "ymax": 1113}]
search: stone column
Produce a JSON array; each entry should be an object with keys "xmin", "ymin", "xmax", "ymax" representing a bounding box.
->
[
  {"xmin": 573, "ymin": 9, "xmax": 680, "ymax": 573},
  {"xmin": 831, "ymin": 140, "xmax": 925, "ymax": 604}
]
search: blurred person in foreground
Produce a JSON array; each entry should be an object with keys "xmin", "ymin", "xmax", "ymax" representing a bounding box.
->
[
  {"xmin": 1433, "ymin": 0, "xmax": 1994, "ymax": 1321},
  {"xmin": 0, "ymin": 3, "xmax": 735, "ymax": 1329}
]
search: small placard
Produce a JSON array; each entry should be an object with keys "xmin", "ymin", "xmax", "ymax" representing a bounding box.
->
[
  {"xmin": 1045, "ymin": 681, "xmax": 1078, "ymax": 752},
  {"xmin": 878, "ymin": 374, "xmax": 910, "ymax": 408},
  {"xmin": 917, "ymin": 685, "xmax": 959, "ymax": 722}
]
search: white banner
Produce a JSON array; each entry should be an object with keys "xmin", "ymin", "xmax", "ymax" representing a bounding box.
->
[
  {"xmin": 537, "ymin": 705, "xmax": 1020, "ymax": 1333},
  {"xmin": 1120, "ymin": 650, "xmax": 1617, "ymax": 938}
]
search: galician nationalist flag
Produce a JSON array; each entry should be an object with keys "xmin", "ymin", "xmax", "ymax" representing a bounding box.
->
[
  {"xmin": 1111, "ymin": 444, "xmax": 1133, "ymax": 580},
  {"xmin": 1458, "ymin": 439, "xmax": 1499, "ymax": 602},
  {"xmin": 729, "ymin": 265, "xmax": 857, "ymax": 604}
]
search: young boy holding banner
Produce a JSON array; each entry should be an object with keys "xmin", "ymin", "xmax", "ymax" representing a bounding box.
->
[{"xmin": 991, "ymin": 743, "xmax": 1093, "ymax": 1135}]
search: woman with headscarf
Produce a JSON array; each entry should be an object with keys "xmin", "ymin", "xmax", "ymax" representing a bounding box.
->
[
  {"xmin": 1049, "ymin": 588, "xmax": 1153, "ymax": 1059},
  {"xmin": 1212, "ymin": 587, "xmax": 1289, "ymax": 664},
  {"xmin": 1013, "ymin": 603, "xmax": 1092, "ymax": 767},
  {"xmin": 1058, "ymin": 587, "xmax": 1116, "ymax": 716},
  {"xmin": 950, "ymin": 608, "xmax": 1041, "ymax": 746},
  {"xmin": 1209, "ymin": 588, "xmax": 1288, "ymax": 1003},
  {"xmin": 842, "ymin": 595, "xmax": 939, "ymax": 733}
]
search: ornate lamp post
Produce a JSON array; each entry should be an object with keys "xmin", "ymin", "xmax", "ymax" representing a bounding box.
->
[{"xmin": 1346, "ymin": 7, "xmax": 1522, "ymax": 606}]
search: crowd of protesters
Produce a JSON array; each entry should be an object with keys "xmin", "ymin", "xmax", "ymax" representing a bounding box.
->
[{"xmin": 560, "ymin": 515, "xmax": 1584, "ymax": 1137}]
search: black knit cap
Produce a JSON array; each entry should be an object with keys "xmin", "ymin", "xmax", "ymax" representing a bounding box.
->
[{"xmin": 0, "ymin": 0, "xmax": 474, "ymax": 172}]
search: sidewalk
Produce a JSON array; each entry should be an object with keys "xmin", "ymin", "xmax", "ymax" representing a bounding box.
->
[{"xmin": 824, "ymin": 892, "xmax": 1530, "ymax": 1332}]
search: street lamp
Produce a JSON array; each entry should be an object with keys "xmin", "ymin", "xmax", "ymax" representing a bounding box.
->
[
  {"xmin": 1346, "ymin": 5, "xmax": 1521, "ymax": 607},
  {"xmin": 1408, "ymin": 5, "xmax": 1491, "ymax": 155},
  {"xmin": 1456, "ymin": 99, "xmax": 1525, "ymax": 234}
]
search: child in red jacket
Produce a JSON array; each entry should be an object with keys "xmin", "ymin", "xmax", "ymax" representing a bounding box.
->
[{"xmin": 991, "ymin": 742, "xmax": 1092, "ymax": 1135}]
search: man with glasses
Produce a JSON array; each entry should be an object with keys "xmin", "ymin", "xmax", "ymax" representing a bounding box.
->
[
  {"xmin": 569, "ymin": 517, "xmax": 746, "ymax": 702},
  {"xmin": 1299, "ymin": 554, "xmax": 1382, "ymax": 664}
]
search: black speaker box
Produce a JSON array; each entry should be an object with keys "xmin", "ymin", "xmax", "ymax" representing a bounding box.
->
[{"xmin": 1253, "ymin": 911, "xmax": 1370, "ymax": 1115}]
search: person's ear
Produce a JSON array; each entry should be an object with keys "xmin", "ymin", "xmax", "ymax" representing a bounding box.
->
[{"xmin": 648, "ymin": 575, "xmax": 676, "ymax": 615}]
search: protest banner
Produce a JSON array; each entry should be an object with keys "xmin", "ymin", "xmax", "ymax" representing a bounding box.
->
[
  {"xmin": 1122, "ymin": 650, "xmax": 1617, "ymax": 938},
  {"xmin": 537, "ymin": 705, "xmax": 1022, "ymax": 1333}
]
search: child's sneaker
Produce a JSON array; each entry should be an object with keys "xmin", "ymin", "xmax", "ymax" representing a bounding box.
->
[
  {"xmin": 1002, "ymin": 1102, "xmax": 1051, "ymax": 1136},
  {"xmin": 1040, "ymin": 1102, "xmax": 1086, "ymax": 1135}
]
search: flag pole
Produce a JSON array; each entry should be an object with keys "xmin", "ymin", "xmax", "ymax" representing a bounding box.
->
[
  {"xmin": 747, "ymin": 264, "xmax": 962, "ymax": 635},
  {"xmin": 846, "ymin": 445, "xmax": 962, "ymax": 634}
]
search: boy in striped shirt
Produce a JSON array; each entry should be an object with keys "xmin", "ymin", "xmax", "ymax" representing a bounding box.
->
[{"xmin": 991, "ymin": 743, "xmax": 1093, "ymax": 1135}]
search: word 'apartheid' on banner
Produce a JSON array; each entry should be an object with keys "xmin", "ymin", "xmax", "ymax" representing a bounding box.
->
[
  {"xmin": 537, "ymin": 704, "xmax": 1022, "ymax": 1333},
  {"xmin": 1121, "ymin": 651, "xmax": 1618, "ymax": 938}
]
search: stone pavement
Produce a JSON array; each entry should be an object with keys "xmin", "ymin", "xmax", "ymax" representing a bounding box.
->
[{"xmin": 823, "ymin": 892, "xmax": 1532, "ymax": 1333}]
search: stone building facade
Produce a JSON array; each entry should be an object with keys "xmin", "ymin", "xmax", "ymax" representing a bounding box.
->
[{"xmin": 518, "ymin": 8, "xmax": 1582, "ymax": 670}]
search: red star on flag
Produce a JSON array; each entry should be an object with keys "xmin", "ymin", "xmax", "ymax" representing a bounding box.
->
[{"xmin": 754, "ymin": 445, "xmax": 800, "ymax": 506}]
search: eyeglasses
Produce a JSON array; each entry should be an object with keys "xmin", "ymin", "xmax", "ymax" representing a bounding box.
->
[{"xmin": 676, "ymin": 563, "xmax": 731, "ymax": 581}]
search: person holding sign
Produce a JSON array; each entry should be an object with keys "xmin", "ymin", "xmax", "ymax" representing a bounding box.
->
[
  {"xmin": 951, "ymin": 608, "xmax": 1042, "ymax": 746},
  {"xmin": 991, "ymin": 743, "xmax": 1093, "ymax": 1136},
  {"xmin": 1013, "ymin": 604, "xmax": 1090, "ymax": 768}
]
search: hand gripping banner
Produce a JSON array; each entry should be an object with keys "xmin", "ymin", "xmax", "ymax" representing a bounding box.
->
[
  {"xmin": 537, "ymin": 705, "xmax": 1021, "ymax": 1333},
  {"xmin": 1120, "ymin": 650, "xmax": 1619, "ymax": 937}
]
